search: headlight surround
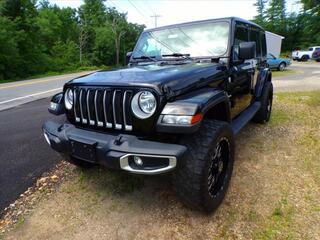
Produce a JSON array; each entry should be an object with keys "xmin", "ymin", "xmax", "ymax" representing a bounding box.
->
[
  {"xmin": 131, "ymin": 91, "xmax": 157, "ymax": 119},
  {"xmin": 64, "ymin": 89, "xmax": 73, "ymax": 110}
]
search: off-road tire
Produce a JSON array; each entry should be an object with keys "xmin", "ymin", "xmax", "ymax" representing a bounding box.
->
[
  {"xmin": 174, "ymin": 120, "xmax": 235, "ymax": 213},
  {"xmin": 252, "ymin": 81, "xmax": 273, "ymax": 123},
  {"xmin": 67, "ymin": 156, "xmax": 96, "ymax": 169}
]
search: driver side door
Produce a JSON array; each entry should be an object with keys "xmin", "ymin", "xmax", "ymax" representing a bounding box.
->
[{"xmin": 228, "ymin": 22, "xmax": 253, "ymax": 118}]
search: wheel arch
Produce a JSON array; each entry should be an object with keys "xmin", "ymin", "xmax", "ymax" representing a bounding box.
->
[
  {"xmin": 203, "ymin": 100, "xmax": 231, "ymax": 123},
  {"xmin": 255, "ymin": 68, "xmax": 272, "ymax": 98}
]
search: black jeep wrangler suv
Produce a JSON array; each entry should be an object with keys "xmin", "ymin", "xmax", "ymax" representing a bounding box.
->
[{"xmin": 43, "ymin": 17, "xmax": 273, "ymax": 213}]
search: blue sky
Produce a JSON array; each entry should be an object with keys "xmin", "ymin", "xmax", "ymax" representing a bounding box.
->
[{"xmin": 49, "ymin": 0, "xmax": 302, "ymax": 29}]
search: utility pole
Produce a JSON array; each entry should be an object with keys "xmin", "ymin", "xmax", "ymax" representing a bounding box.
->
[{"xmin": 150, "ymin": 14, "xmax": 161, "ymax": 28}]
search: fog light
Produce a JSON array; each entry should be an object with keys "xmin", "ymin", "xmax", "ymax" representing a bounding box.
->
[
  {"xmin": 43, "ymin": 132, "xmax": 51, "ymax": 146},
  {"xmin": 133, "ymin": 156, "xmax": 143, "ymax": 166}
]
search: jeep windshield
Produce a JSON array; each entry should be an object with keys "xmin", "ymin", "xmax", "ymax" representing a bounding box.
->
[{"xmin": 131, "ymin": 21, "xmax": 230, "ymax": 62}]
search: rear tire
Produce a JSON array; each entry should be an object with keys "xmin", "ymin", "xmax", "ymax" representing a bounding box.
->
[
  {"xmin": 174, "ymin": 120, "xmax": 235, "ymax": 213},
  {"xmin": 252, "ymin": 82, "xmax": 273, "ymax": 123}
]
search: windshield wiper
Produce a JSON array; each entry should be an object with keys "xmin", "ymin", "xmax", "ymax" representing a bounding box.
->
[
  {"xmin": 162, "ymin": 53, "xmax": 193, "ymax": 60},
  {"xmin": 132, "ymin": 55, "xmax": 157, "ymax": 62}
]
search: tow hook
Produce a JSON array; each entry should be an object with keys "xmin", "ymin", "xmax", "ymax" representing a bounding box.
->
[{"xmin": 114, "ymin": 135, "xmax": 125, "ymax": 145}]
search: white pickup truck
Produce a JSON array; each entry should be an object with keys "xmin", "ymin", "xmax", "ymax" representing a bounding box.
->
[{"xmin": 292, "ymin": 46, "xmax": 320, "ymax": 61}]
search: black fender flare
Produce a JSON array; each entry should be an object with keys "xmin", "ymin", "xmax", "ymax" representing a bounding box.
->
[
  {"xmin": 156, "ymin": 88, "xmax": 230, "ymax": 134},
  {"xmin": 255, "ymin": 68, "xmax": 272, "ymax": 98}
]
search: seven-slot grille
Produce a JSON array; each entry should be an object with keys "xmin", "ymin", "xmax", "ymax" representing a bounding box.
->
[{"xmin": 73, "ymin": 88, "xmax": 133, "ymax": 131}]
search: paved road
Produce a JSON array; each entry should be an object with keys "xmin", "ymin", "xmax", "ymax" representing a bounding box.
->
[
  {"xmin": 0, "ymin": 71, "xmax": 95, "ymax": 111},
  {"xmin": 0, "ymin": 72, "xmax": 94, "ymax": 214},
  {"xmin": 0, "ymin": 99, "xmax": 64, "ymax": 213},
  {"xmin": 273, "ymin": 62, "xmax": 320, "ymax": 92}
]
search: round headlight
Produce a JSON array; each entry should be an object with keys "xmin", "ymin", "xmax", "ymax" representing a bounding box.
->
[
  {"xmin": 139, "ymin": 91, "xmax": 157, "ymax": 114},
  {"xmin": 131, "ymin": 91, "xmax": 157, "ymax": 119},
  {"xmin": 64, "ymin": 89, "xmax": 73, "ymax": 110}
]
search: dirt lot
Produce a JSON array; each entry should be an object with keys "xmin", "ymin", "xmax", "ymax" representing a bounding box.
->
[{"xmin": 1, "ymin": 91, "xmax": 320, "ymax": 240}]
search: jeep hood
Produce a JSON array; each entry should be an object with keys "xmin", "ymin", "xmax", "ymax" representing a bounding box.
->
[{"xmin": 66, "ymin": 62, "xmax": 227, "ymax": 97}]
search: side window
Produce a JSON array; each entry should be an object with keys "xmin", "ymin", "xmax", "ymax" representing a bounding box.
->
[
  {"xmin": 260, "ymin": 32, "xmax": 267, "ymax": 57},
  {"xmin": 250, "ymin": 28, "xmax": 261, "ymax": 57},
  {"xmin": 233, "ymin": 22, "xmax": 249, "ymax": 60},
  {"xmin": 316, "ymin": 47, "xmax": 320, "ymax": 50},
  {"xmin": 309, "ymin": 48, "xmax": 313, "ymax": 51}
]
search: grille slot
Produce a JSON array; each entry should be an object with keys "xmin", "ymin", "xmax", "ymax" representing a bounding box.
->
[{"xmin": 73, "ymin": 87, "xmax": 133, "ymax": 131}]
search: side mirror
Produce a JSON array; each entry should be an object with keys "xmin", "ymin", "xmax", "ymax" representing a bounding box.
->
[
  {"xmin": 48, "ymin": 92, "xmax": 65, "ymax": 115},
  {"xmin": 126, "ymin": 52, "xmax": 133, "ymax": 65},
  {"xmin": 239, "ymin": 42, "xmax": 256, "ymax": 60}
]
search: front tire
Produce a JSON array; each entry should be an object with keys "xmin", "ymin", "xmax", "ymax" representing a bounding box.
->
[
  {"xmin": 278, "ymin": 62, "xmax": 286, "ymax": 71},
  {"xmin": 252, "ymin": 82, "xmax": 273, "ymax": 123},
  {"xmin": 174, "ymin": 120, "xmax": 235, "ymax": 213},
  {"xmin": 301, "ymin": 55, "xmax": 309, "ymax": 62}
]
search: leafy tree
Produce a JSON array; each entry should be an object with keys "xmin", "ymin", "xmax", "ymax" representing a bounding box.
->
[
  {"xmin": 1, "ymin": 0, "xmax": 44, "ymax": 77},
  {"xmin": 265, "ymin": 0, "xmax": 286, "ymax": 30},
  {"xmin": 300, "ymin": 0, "xmax": 320, "ymax": 10},
  {"xmin": 0, "ymin": 16, "xmax": 20, "ymax": 80},
  {"xmin": 78, "ymin": 0, "xmax": 107, "ymax": 65},
  {"xmin": 78, "ymin": 0, "xmax": 106, "ymax": 28},
  {"xmin": 253, "ymin": 0, "xmax": 268, "ymax": 25}
]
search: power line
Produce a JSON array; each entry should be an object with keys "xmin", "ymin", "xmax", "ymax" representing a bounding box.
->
[
  {"xmin": 150, "ymin": 14, "xmax": 161, "ymax": 28},
  {"xmin": 126, "ymin": 0, "xmax": 153, "ymax": 25},
  {"xmin": 145, "ymin": 0, "xmax": 156, "ymax": 15},
  {"xmin": 108, "ymin": 0, "xmax": 125, "ymax": 13}
]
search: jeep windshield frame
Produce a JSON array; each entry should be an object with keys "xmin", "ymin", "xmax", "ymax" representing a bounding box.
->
[{"xmin": 130, "ymin": 20, "xmax": 231, "ymax": 63}]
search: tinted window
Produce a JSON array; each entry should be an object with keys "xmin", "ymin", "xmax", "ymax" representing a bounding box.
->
[
  {"xmin": 260, "ymin": 32, "xmax": 267, "ymax": 57},
  {"xmin": 316, "ymin": 47, "xmax": 320, "ymax": 50},
  {"xmin": 268, "ymin": 53, "xmax": 275, "ymax": 59},
  {"xmin": 250, "ymin": 28, "xmax": 261, "ymax": 57},
  {"xmin": 132, "ymin": 21, "xmax": 230, "ymax": 58},
  {"xmin": 233, "ymin": 22, "xmax": 249, "ymax": 59},
  {"xmin": 309, "ymin": 48, "xmax": 313, "ymax": 51}
]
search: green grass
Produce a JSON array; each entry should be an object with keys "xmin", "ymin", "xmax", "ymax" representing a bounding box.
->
[
  {"xmin": 254, "ymin": 198, "xmax": 296, "ymax": 240},
  {"xmin": 269, "ymin": 108, "xmax": 290, "ymax": 126},
  {"xmin": 69, "ymin": 168, "xmax": 145, "ymax": 196},
  {"xmin": 271, "ymin": 69, "xmax": 298, "ymax": 77},
  {"xmin": 276, "ymin": 91, "xmax": 320, "ymax": 107}
]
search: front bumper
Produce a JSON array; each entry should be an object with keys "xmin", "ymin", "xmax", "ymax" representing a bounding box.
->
[{"xmin": 42, "ymin": 121, "xmax": 187, "ymax": 175}]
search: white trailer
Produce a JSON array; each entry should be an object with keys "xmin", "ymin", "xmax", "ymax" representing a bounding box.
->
[{"xmin": 266, "ymin": 31, "xmax": 284, "ymax": 58}]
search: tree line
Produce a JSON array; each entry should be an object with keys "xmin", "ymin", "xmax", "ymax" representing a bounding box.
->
[
  {"xmin": 1, "ymin": 0, "xmax": 319, "ymax": 80},
  {"xmin": 253, "ymin": 0, "xmax": 320, "ymax": 53},
  {"xmin": 0, "ymin": 0, "xmax": 144, "ymax": 80}
]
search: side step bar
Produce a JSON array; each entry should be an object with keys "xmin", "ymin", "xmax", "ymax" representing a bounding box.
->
[{"xmin": 231, "ymin": 102, "xmax": 261, "ymax": 134}]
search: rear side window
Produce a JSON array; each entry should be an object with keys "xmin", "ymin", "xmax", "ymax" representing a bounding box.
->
[
  {"xmin": 233, "ymin": 22, "xmax": 249, "ymax": 60},
  {"xmin": 260, "ymin": 32, "xmax": 267, "ymax": 57},
  {"xmin": 309, "ymin": 48, "xmax": 314, "ymax": 51},
  {"xmin": 250, "ymin": 28, "xmax": 262, "ymax": 57}
]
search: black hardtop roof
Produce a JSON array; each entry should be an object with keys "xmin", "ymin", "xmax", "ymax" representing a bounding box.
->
[{"xmin": 144, "ymin": 17, "xmax": 264, "ymax": 33}]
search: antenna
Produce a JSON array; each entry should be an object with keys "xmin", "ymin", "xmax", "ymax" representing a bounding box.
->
[{"xmin": 150, "ymin": 14, "xmax": 161, "ymax": 28}]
